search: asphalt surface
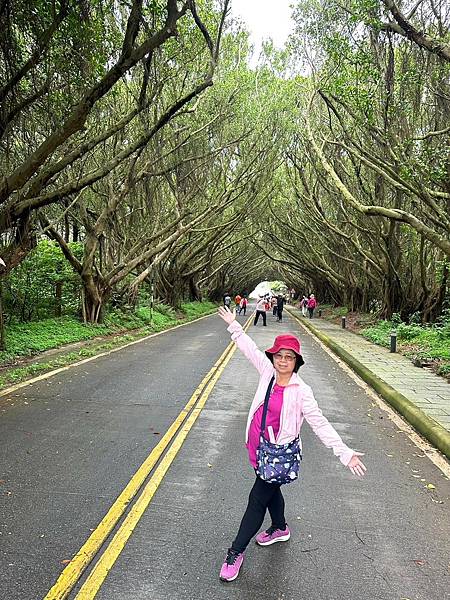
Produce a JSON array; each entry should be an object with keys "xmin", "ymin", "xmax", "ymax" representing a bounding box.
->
[
  {"xmin": 1, "ymin": 309, "xmax": 449, "ymax": 600},
  {"xmin": 0, "ymin": 314, "xmax": 231, "ymax": 599}
]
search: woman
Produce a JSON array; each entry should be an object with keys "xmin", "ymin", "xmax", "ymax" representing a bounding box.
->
[
  {"xmin": 253, "ymin": 296, "xmax": 267, "ymax": 326},
  {"xmin": 217, "ymin": 306, "xmax": 366, "ymax": 582},
  {"xmin": 271, "ymin": 295, "xmax": 278, "ymax": 317},
  {"xmin": 300, "ymin": 295, "xmax": 308, "ymax": 317},
  {"xmin": 307, "ymin": 294, "xmax": 317, "ymax": 318},
  {"xmin": 238, "ymin": 296, "xmax": 247, "ymax": 316},
  {"xmin": 276, "ymin": 294, "xmax": 285, "ymax": 322}
]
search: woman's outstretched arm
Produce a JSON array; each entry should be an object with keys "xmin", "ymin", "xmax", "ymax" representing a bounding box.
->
[{"xmin": 218, "ymin": 306, "xmax": 272, "ymax": 375}]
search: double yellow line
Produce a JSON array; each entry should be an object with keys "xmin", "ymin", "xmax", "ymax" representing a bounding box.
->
[{"xmin": 45, "ymin": 315, "xmax": 252, "ymax": 600}]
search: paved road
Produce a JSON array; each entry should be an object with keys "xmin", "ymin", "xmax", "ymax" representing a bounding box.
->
[
  {"xmin": 0, "ymin": 313, "xmax": 232, "ymax": 599},
  {"xmin": 1, "ymin": 309, "xmax": 449, "ymax": 600}
]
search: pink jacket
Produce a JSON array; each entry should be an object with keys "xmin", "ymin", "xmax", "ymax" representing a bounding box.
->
[{"xmin": 227, "ymin": 321, "xmax": 354, "ymax": 466}]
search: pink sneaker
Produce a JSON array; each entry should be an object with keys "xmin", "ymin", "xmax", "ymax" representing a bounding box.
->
[
  {"xmin": 219, "ymin": 548, "xmax": 244, "ymax": 582},
  {"xmin": 255, "ymin": 525, "xmax": 290, "ymax": 546}
]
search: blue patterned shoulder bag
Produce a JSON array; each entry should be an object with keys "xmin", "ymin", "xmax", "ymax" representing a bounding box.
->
[{"xmin": 256, "ymin": 376, "xmax": 302, "ymax": 485}]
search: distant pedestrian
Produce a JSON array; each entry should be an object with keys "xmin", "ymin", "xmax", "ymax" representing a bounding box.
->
[
  {"xmin": 235, "ymin": 294, "xmax": 242, "ymax": 309},
  {"xmin": 238, "ymin": 297, "xmax": 248, "ymax": 316},
  {"xmin": 217, "ymin": 306, "xmax": 366, "ymax": 582},
  {"xmin": 276, "ymin": 294, "xmax": 285, "ymax": 322},
  {"xmin": 271, "ymin": 296, "xmax": 278, "ymax": 317},
  {"xmin": 223, "ymin": 294, "xmax": 232, "ymax": 308},
  {"xmin": 253, "ymin": 297, "xmax": 267, "ymax": 326},
  {"xmin": 300, "ymin": 295, "xmax": 308, "ymax": 317},
  {"xmin": 307, "ymin": 294, "xmax": 317, "ymax": 318}
]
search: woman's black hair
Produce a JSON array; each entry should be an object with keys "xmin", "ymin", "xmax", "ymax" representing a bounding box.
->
[{"xmin": 294, "ymin": 355, "xmax": 305, "ymax": 372}]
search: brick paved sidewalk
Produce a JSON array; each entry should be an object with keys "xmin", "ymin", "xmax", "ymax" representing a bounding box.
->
[{"xmin": 288, "ymin": 307, "xmax": 450, "ymax": 435}]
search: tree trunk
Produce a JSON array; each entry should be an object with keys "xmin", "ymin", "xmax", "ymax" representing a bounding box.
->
[
  {"xmin": 0, "ymin": 279, "xmax": 5, "ymax": 351},
  {"xmin": 165, "ymin": 278, "xmax": 183, "ymax": 310},
  {"xmin": 382, "ymin": 223, "xmax": 403, "ymax": 318},
  {"xmin": 423, "ymin": 262, "xmax": 448, "ymax": 322},
  {"xmin": 188, "ymin": 277, "xmax": 202, "ymax": 301},
  {"xmin": 81, "ymin": 278, "xmax": 108, "ymax": 323}
]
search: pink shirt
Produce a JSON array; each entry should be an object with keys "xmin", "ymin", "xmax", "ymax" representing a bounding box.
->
[{"xmin": 247, "ymin": 383, "xmax": 285, "ymax": 467}]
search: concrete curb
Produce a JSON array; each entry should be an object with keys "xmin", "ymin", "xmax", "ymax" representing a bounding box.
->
[{"xmin": 287, "ymin": 309, "xmax": 450, "ymax": 460}]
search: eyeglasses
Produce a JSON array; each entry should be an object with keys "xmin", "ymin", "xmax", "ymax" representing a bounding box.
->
[{"xmin": 273, "ymin": 352, "xmax": 296, "ymax": 362}]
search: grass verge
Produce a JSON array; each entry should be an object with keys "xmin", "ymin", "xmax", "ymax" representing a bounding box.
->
[
  {"xmin": 361, "ymin": 319, "xmax": 450, "ymax": 379},
  {"xmin": 0, "ymin": 301, "xmax": 217, "ymax": 391}
]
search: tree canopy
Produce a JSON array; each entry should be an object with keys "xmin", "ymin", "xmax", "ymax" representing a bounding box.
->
[{"xmin": 0, "ymin": 0, "xmax": 448, "ymax": 323}]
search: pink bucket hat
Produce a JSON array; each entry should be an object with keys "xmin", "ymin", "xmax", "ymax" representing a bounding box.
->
[{"xmin": 265, "ymin": 334, "xmax": 304, "ymax": 370}]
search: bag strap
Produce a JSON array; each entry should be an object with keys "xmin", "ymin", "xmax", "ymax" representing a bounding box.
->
[{"xmin": 260, "ymin": 375, "xmax": 275, "ymax": 435}]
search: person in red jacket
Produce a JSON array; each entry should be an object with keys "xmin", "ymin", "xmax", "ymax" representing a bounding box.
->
[
  {"xmin": 307, "ymin": 294, "xmax": 317, "ymax": 318},
  {"xmin": 238, "ymin": 297, "xmax": 248, "ymax": 316}
]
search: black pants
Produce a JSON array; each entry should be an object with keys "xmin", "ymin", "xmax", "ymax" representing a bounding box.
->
[
  {"xmin": 276, "ymin": 307, "xmax": 283, "ymax": 321},
  {"xmin": 238, "ymin": 306, "xmax": 246, "ymax": 315},
  {"xmin": 308, "ymin": 307, "xmax": 314, "ymax": 318},
  {"xmin": 254, "ymin": 310, "xmax": 267, "ymax": 326},
  {"xmin": 231, "ymin": 476, "xmax": 286, "ymax": 553}
]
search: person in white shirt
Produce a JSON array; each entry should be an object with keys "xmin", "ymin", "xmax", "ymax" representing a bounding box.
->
[{"xmin": 254, "ymin": 296, "xmax": 267, "ymax": 326}]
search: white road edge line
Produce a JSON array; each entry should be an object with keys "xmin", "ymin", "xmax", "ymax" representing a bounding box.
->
[{"xmin": 0, "ymin": 312, "xmax": 216, "ymax": 399}]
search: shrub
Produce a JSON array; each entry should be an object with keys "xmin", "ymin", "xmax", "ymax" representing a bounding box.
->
[
  {"xmin": 181, "ymin": 301, "xmax": 216, "ymax": 318},
  {"xmin": 361, "ymin": 320, "xmax": 391, "ymax": 347},
  {"xmin": 396, "ymin": 323, "xmax": 424, "ymax": 341},
  {"xmin": 154, "ymin": 303, "xmax": 177, "ymax": 319},
  {"xmin": 4, "ymin": 240, "xmax": 83, "ymax": 322}
]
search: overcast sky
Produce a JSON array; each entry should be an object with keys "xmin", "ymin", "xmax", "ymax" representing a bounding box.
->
[{"xmin": 230, "ymin": 0, "xmax": 295, "ymax": 61}]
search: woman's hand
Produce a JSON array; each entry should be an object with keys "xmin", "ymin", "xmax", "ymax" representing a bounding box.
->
[
  {"xmin": 348, "ymin": 452, "xmax": 366, "ymax": 477},
  {"xmin": 218, "ymin": 305, "xmax": 236, "ymax": 325}
]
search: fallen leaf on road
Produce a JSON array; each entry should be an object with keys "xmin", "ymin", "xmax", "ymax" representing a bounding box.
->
[
  {"xmin": 413, "ymin": 559, "xmax": 426, "ymax": 566},
  {"xmin": 60, "ymin": 559, "xmax": 71, "ymax": 565},
  {"xmin": 207, "ymin": 463, "xmax": 213, "ymax": 468},
  {"xmin": 426, "ymin": 483, "xmax": 436, "ymax": 490}
]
